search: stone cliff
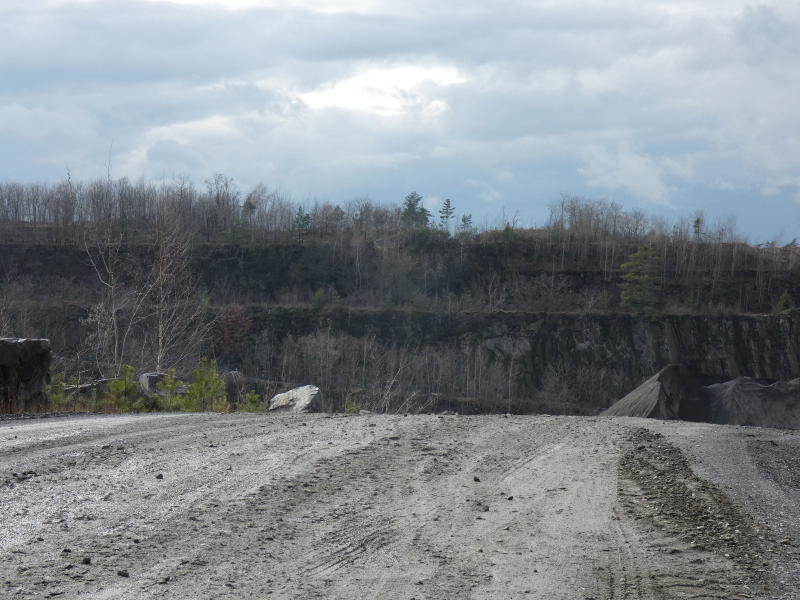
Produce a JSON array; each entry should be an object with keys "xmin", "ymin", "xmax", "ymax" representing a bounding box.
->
[
  {"xmin": 242, "ymin": 307, "xmax": 800, "ymax": 410},
  {"xmin": 0, "ymin": 338, "xmax": 51, "ymax": 413}
]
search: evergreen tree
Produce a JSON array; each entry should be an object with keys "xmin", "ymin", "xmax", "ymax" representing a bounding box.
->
[
  {"xmin": 620, "ymin": 247, "xmax": 662, "ymax": 312},
  {"xmin": 457, "ymin": 213, "xmax": 475, "ymax": 236},
  {"xmin": 777, "ymin": 290, "xmax": 793, "ymax": 312},
  {"xmin": 438, "ymin": 198, "xmax": 454, "ymax": 232},
  {"xmin": 293, "ymin": 206, "xmax": 311, "ymax": 241},
  {"xmin": 401, "ymin": 191, "xmax": 430, "ymax": 229}
]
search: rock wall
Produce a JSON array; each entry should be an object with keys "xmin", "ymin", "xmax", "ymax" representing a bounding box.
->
[
  {"xmin": 0, "ymin": 338, "xmax": 51, "ymax": 413},
  {"xmin": 242, "ymin": 307, "xmax": 800, "ymax": 410}
]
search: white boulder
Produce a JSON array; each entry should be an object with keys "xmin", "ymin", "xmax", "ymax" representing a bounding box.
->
[{"xmin": 268, "ymin": 385, "xmax": 321, "ymax": 413}]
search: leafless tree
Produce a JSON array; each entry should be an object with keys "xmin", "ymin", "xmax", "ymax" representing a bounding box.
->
[
  {"xmin": 84, "ymin": 237, "xmax": 155, "ymax": 377},
  {"xmin": 148, "ymin": 223, "xmax": 212, "ymax": 372}
]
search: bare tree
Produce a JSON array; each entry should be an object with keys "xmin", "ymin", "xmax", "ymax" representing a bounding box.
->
[
  {"xmin": 148, "ymin": 223, "xmax": 211, "ymax": 372},
  {"xmin": 84, "ymin": 238, "xmax": 155, "ymax": 377}
]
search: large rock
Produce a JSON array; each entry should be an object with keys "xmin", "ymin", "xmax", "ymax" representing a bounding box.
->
[
  {"xmin": 602, "ymin": 364, "xmax": 706, "ymax": 420},
  {"xmin": 0, "ymin": 338, "xmax": 51, "ymax": 413},
  {"xmin": 139, "ymin": 372, "xmax": 167, "ymax": 396},
  {"xmin": 268, "ymin": 385, "xmax": 322, "ymax": 413}
]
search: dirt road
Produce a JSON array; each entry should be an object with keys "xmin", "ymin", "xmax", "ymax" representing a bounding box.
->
[{"xmin": 0, "ymin": 414, "xmax": 796, "ymax": 599}]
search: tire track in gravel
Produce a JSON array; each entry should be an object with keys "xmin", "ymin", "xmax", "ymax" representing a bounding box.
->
[
  {"xmin": 617, "ymin": 427, "xmax": 769, "ymax": 600},
  {"xmin": 57, "ymin": 415, "xmax": 644, "ymax": 599}
]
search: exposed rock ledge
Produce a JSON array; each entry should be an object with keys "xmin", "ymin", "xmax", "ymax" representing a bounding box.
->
[{"xmin": 0, "ymin": 338, "xmax": 51, "ymax": 413}]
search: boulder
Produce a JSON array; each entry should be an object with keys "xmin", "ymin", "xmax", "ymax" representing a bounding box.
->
[
  {"xmin": 139, "ymin": 372, "xmax": 167, "ymax": 396},
  {"xmin": 0, "ymin": 338, "xmax": 51, "ymax": 413},
  {"xmin": 268, "ymin": 385, "xmax": 322, "ymax": 413}
]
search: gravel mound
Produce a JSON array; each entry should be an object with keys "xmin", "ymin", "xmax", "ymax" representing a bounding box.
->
[{"xmin": 604, "ymin": 365, "xmax": 800, "ymax": 429}]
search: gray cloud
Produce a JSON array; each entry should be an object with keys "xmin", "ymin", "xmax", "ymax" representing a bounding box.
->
[{"xmin": 1, "ymin": 0, "xmax": 799, "ymax": 240}]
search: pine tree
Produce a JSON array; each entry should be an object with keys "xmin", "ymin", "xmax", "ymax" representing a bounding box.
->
[
  {"xmin": 401, "ymin": 191, "xmax": 430, "ymax": 229},
  {"xmin": 293, "ymin": 206, "xmax": 311, "ymax": 241},
  {"xmin": 457, "ymin": 213, "xmax": 474, "ymax": 237},
  {"xmin": 620, "ymin": 247, "xmax": 662, "ymax": 312},
  {"xmin": 438, "ymin": 198, "xmax": 454, "ymax": 232},
  {"xmin": 777, "ymin": 290, "xmax": 793, "ymax": 312}
]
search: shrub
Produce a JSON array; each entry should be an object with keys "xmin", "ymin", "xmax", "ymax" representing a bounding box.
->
[
  {"xmin": 156, "ymin": 368, "xmax": 188, "ymax": 412},
  {"xmin": 238, "ymin": 390, "xmax": 267, "ymax": 413},
  {"xmin": 48, "ymin": 374, "xmax": 69, "ymax": 411},
  {"xmin": 777, "ymin": 290, "xmax": 793, "ymax": 312},
  {"xmin": 311, "ymin": 288, "xmax": 327, "ymax": 310},
  {"xmin": 344, "ymin": 393, "xmax": 361, "ymax": 415},
  {"xmin": 108, "ymin": 365, "xmax": 147, "ymax": 412},
  {"xmin": 184, "ymin": 358, "xmax": 227, "ymax": 412}
]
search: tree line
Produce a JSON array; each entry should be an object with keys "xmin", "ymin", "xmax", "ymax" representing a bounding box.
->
[{"xmin": 1, "ymin": 175, "xmax": 798, "ymax": 317}]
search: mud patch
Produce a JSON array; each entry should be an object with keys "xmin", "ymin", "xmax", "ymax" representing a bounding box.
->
[{"xmin": 619, "ymin": 428, "xmax": 770, "ymax": 599}]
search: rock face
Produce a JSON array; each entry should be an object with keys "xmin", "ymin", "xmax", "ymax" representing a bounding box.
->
[
  {"xmin": 604, "ymin": 364, "xmax": 800, "ymax": 429},
  {"xmin": 268, "ymin": 385, "xmax": 321, "ymax": 413},
  {"xmin": 239, "ymin": 307, "xmax": 800, "ymax": 411},
  {"xmin": 0, "ymin": 338, "xmax": 51, "ymax": 413}
]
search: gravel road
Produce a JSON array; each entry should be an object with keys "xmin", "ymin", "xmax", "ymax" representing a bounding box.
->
[{"xmin": 0, "ymin": 413, "xmax": 796, "ymax": 599}]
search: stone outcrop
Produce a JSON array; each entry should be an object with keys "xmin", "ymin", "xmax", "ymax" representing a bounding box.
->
[
  {"xmin": 604, "ymin": 364, "xmax": 800, "ymax": 429},
  {"xmin": 0, "ymin": 338, "xmax": 51, "ymax": 413},
  {"xmin": 268, "ymin": 385, "xmax": 322, "ymax": 413}
]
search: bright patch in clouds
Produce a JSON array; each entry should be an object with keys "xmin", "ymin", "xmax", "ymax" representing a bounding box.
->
[{"xmin": 301, "ymin": 66, "xmax": 465, "ymax": 116}]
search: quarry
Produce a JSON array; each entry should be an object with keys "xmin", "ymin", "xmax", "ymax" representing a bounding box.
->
[{"xmin": 1, "ymin": 193, "xmax": 799, "ymax": 598}]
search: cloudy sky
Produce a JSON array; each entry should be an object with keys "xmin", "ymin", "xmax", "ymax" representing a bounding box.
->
[{"xmin": 2, "ymin": 0, "xmax": 799, "ymax": 241}]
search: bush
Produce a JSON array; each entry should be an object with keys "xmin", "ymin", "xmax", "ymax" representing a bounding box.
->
[
  {"xmin": 344, "ymin": 393, "xmax": 361, "ymax": 415},
  {"xmin": 238, "ymin": 390, "xmax": 267, "ymax": 413},
  {"xmin": 777, "ymin": 290, "xmax": 793, "ymax": 312},
  {"xmin": 108, "ymin": 365, "xmax": 147, "ymax": 412},
  {"xmin": 311, "ymin": 288, "xmax": 327, "ymax": 310},
  {"xmin": 48, "ymin": 374, "xmax": 69, "ymax": 411},
  {"xmin": 156, "ymin": 368, "xmax": 188, "ymax": 411},
  {"xmin": 184, "ymin": 358, "xmax": 227, "ymax": 412}
]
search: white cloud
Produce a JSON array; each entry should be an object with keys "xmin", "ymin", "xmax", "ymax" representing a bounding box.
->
[
  {"xmin": 579, "ymin": 147, "xmax": 675, "ymax": 206},
  {"xmin": 300, "ymin": 65, "xmax": 465, "ymax": 116},
  {"xmin": 465, "ymin": 179, "xmax": 503, "ymax": 205}
]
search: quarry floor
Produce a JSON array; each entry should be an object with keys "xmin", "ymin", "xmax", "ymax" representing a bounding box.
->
[{"xmin": 0, "ymin": 413, "xmax": 798, "ymax": 600}]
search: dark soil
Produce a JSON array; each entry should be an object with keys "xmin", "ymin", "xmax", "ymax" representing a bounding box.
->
[{"xmin": 619, "ymin": 428, "xmax": 770, "ymax": 598}]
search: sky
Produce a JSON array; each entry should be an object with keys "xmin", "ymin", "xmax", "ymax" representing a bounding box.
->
[{"xmin": 1, "ymin": 0, "xmax": 799, "ymax": 242}]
